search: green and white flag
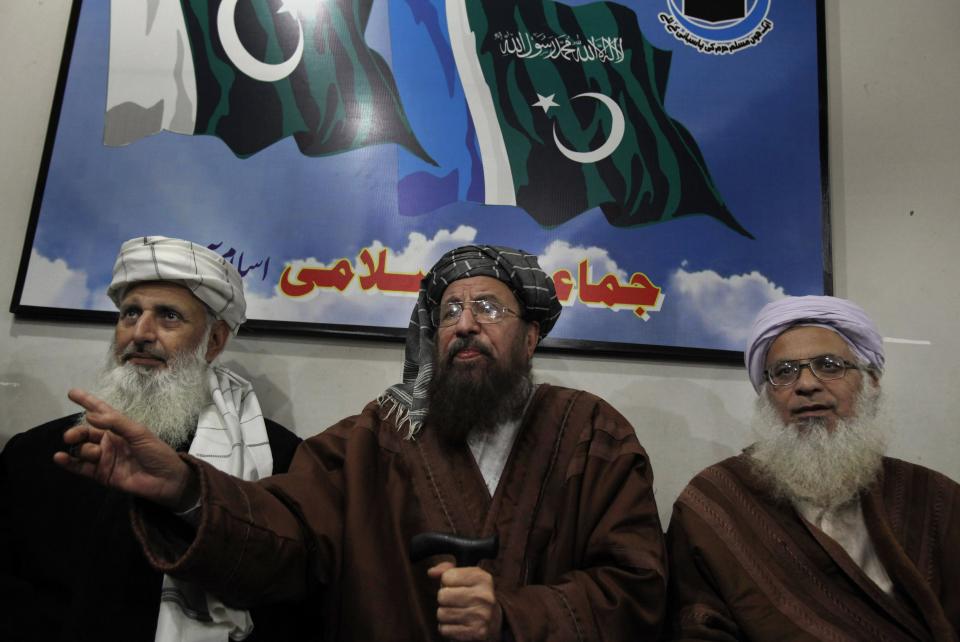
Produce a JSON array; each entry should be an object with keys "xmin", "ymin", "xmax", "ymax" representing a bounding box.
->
[
  {"xmin": 106, "ymin": 0, "xmax": 433, "ymax": 161},
  {"xmin": 448, "ymin": 0, "xmax": 749, "ymax": 235}
]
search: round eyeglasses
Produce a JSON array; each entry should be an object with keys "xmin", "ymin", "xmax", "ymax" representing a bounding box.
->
[
  {"xmin": 764, "ymin": 354, "xmax": 869, "ymax": 387},
  {"xmin": 435, "ymin": 299, "xmax": 519, "ymax": 327}
]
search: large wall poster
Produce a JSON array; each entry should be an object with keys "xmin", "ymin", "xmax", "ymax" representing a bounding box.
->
[{"xmin": 12, "ymin": 0, "xmax": 829, "ymax": 360}]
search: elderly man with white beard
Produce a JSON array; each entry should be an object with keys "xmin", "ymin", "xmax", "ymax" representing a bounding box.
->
[
  {"xmin": 666, "ymin": 296, "xmax": 960, "ymax": 641},
  {"xmin": 0, "ymin": 237, "xmax": 305, "ymax": 642}
]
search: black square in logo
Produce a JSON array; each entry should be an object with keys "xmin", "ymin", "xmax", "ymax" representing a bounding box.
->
[{"xmin": 682, "ymin": 0, "xmax": 747, "ymax": 23}]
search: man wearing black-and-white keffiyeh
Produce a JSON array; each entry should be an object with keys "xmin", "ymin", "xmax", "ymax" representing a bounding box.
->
[
  {"xmin": 54, "ymin": 243, "xmax": 668, "ymax": 642},
  {"xmin": 0, "ymin": 236, "xmax": 307, "ymax": 642}
]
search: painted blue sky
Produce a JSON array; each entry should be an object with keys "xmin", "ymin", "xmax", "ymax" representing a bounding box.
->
[{"xmin": 21, "ymin": 0, "xmax": 825, "ymax": 352}]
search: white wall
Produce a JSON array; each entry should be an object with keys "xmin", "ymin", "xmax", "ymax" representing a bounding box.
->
[{"xmin": 2, "ymin": 1, "xmax": 958, "ymax": 527}]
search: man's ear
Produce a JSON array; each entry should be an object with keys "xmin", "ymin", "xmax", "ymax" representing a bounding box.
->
[
  {"xmin": 204, "ymin": 320, "xmax": 231, "ymax": 363},
  {"xmin": 524, "ymin": 321, "xmax": 540, "ymax": 360}
]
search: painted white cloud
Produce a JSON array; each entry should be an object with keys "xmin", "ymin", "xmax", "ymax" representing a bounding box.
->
[
  {"xmin": 244, "ymin": 226, "xmax": 479, "ymax": 325},
  {"xmin": 537, "ymin": 239, "xmax": 628, "ymax": 281},
  {"xmin": 670, "ymin": 267, "xmax": 785, "ymax": 345},
  {"xmin": 20, "ymin": 249, "xmax": 94, "ymax": 309}
]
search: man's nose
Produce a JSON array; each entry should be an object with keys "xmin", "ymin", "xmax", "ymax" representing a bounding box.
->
[
  {"xmin": 793, "ymin": 365, "xmax": 823, "ymax": 394},
  {"xmin": 453, "ymin": 306, "xmax": 481, "ymax": 335},
  {"xmin": 132, "ymin": 313, "xmax": 157, "ymax": 343}
]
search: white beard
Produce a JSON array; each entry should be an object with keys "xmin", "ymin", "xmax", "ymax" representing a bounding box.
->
[
  {"xmin": 748, "ymin": 381, "xmax": 890, "ymax": 508},
  {"xmin": 88, "ymin": 337, "xmax": 212, "ymax": 449}
]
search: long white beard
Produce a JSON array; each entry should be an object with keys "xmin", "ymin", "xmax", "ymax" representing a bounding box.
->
[
  {"xmin": 89, "ymin": 339, "xmax": 211, "ymax": 449},
  {"xmin": 748, "ymin": 381, "xmax": 889, "ymax": 508}
]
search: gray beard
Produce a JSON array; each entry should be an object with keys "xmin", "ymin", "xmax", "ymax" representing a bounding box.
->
[
  {"xmin": 87, "ymin": 339, "xmax": 211, "ymax": 449},
  {"xmin": 747, "ymin": 381, "xmax": 889, "ymax": 508}
]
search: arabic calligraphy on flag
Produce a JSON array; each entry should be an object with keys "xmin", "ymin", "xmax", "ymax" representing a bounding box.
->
[{"xmin": 105, "ymin": 0, "xmax": 432, "ymax": 161}]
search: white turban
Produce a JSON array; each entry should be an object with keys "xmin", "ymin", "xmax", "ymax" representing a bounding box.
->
[
  {"xmin": 745, "ymin": 295, "xmax": 884, "ymax": 392},
  {"xmin": 107, "ymin": 236, "xmax": 246, "ymax": 334}
]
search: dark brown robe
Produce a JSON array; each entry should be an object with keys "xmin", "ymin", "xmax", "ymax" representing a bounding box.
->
[
  {"xmin": 666, "ymin": 454, "xmax": 960, "ymax": 641},
  {"xmin": 133, "ymin": 384, "xmax": 667, "ymax": 641},
  {"xmin": 0, "ymin": 414, "xmax": 306, "ymax": 642}
]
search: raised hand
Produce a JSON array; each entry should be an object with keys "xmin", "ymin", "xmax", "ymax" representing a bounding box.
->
[
  {"xmin": 53, "ymin": 388, "xmax": 196, "ymax": 510},
  {"xmin": 428, "ymin": 561, "xmax": 503, "ymax": 641}
]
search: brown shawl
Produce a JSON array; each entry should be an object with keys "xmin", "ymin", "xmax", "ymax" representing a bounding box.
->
[{"xmin": 667, "ymin": 454, "xmax": 960, "ymax": 641}]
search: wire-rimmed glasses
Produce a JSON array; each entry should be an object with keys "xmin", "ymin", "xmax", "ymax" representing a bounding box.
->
[
  {"xmin": 434, "ymin": 299, "xmax": 519, "ymax": 327},
  {"xmin": 764, "ymin": 354, "xmax": 868, "ymax": 387}
]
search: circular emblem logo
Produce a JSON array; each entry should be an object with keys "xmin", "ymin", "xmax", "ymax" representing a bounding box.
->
[{"xmin": 659, "ymin": 0, "xmax": 774, "ymax": 54}]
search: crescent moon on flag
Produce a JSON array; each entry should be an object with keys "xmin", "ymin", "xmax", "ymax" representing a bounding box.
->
[
  {"xmin": 217, "ymin": 0, "xmax": 304, "ymax": 83},
  {"xmin": 552, "ymin": 92, "xmax": 626, "ymax": 164}
]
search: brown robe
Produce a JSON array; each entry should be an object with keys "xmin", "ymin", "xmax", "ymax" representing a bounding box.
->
[
  {"xmin": 133, "ymin": 384, "xmax": 667, "ymax": 641},
  {"xmin": 666, "ymin": 454, "xmax": 960, "ymax": 641}
]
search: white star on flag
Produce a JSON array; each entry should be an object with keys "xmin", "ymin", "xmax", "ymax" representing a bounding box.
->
[{"xmin": 531, "ymin": 93, "xmax": 559, "ymax": 114}]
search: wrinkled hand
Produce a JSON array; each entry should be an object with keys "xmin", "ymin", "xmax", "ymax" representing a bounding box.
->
[
  {"xmin": 53, "ymin": 388, "xmax": 196, "ymax": 510},
  {"xmin": 428, "ymin": 562, "xmax": 502, "ymax": 641}
]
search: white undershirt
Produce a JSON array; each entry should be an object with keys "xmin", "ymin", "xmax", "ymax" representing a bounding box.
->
[
  {"xmin": 794, "ymin": 497, "xmax": 894, "ymax": 595},
  {"xmin": 468, "ymin": 418, "xmax": 521, "ymax": 495}
]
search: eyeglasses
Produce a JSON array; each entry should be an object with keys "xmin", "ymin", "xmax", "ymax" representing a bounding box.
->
[
  {"xmin": 434, "ymin": 299, "xmax": 520, "ymax": 327},
  {"xmin": 764, "ymin": 354, "xmax": 868, "ymax": 387}
]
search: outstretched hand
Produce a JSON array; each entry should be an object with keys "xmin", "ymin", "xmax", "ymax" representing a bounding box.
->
[
  {"xmin": 428, "ymin": 561, "xmax": 503, "ymax": 641},
  {"xmin": 54, "ymin": 388, "xmax": 196, "ymax": 510}
]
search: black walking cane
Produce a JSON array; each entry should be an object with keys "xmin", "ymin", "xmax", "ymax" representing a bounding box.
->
[{"xmin": 409, "ymin": 532, "xmax": 499, "ymax": 567}]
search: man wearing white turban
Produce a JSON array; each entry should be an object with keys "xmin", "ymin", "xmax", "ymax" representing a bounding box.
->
[
  {"xmin": 53, "ymin": 244, "xmax": 667, "ymax": 641},
  {"xmin": 0, "ymin": 237, "xmax": 306, "ymax": 642},
  {"xmin": 666, "ymin": 295, "xmax": 960, "ymax": 641}
]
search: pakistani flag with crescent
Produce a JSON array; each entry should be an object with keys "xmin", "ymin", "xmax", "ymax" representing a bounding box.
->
[
  {"xmin": 447, "ymin": 0, "xmax": 750, "ymax": 235},
  {"xmin": 105, "ymin": 0, "xmax": 433, "ymax": 161}
]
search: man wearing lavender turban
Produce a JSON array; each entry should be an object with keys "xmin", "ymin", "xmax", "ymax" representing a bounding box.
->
[
  {"xmin": 0, "ymin": 236, "xmax": 307, "ymax": 642},
  {"xmin": 54, "ymin": 244, "xmax": 668, "ymax": 641},
  {"xmin": 667, "ymin": 295, "xmax": 960, "ymax": 641},
  {"xmin": 743, "ymin": 295, "xmax": 886, "ymax": 393}
]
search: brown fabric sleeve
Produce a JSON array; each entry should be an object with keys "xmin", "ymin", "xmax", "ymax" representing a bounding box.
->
[
  {"xmin": 131, "ymin": 453, "xmax": 315, "ymax": 607},
  {"xmin": 665, "ymin": 500, "xmax": 741, "ymax": 642},
  {"xmin": 496, "ymin": 414, "xmax": 667, "ymax": 642},
  {"xmin": 131, "ymin": 412, "xmax": 362, "ymax": 608}
]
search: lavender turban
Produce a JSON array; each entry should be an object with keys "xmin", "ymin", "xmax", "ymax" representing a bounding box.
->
[
  {"xmin": 745, "ymin": 296, "xmax": 885, "ymax": 392},
  {"xmin": 107, "ymin": 236, "xmax": 246, "ymax": 334},
  {"xmin": 380, "ymin": 245, "xmax": 561, "ymax": 438}
]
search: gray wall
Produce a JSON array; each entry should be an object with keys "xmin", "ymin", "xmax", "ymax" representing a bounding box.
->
[{"xmin": 2, "ymin": 1, "xmax": 958, "ymax": 526}]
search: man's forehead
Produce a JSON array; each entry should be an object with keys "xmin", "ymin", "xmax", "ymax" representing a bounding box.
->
[
  {"xmin": 440, "ymin": 276, "xmax": 516, "ymax": 302},
  {"xmin": 765, "ymin": 325, "xmax": 856, "ymax": 363},
  {"xmin": 119, "ymin": 281, "xmax": 201, "ymax": 308}
]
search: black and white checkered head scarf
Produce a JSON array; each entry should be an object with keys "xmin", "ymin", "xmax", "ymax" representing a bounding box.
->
[{"xmin": 379, "ymin": 245, "xmax": 562, "ymax": 438}]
